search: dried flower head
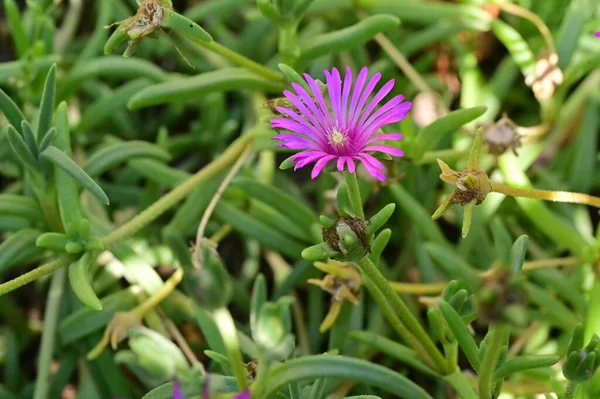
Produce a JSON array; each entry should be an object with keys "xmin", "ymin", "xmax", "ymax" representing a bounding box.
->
[
  {"xmin": 308, "ymin": 259, "xmax": 363, "ymax": 332},
  {"xmin": 481, "ymin": 114, "xmax": 522, "ymax": 156},
  {"xmin": 271, "ymin": 67, "xmax": 412, "ymax": 181},
  {"xmin": 525, "ymin": 53, "xmax": 563, "ymax": 100}
]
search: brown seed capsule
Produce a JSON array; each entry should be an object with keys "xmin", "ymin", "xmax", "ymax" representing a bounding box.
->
[
  {"xmin": 482, "ymin": 115, "xmax": 522, "ymax": 156},
  {"xmin": 525, "ymin": 53, "xmax": 563, "ymax": 100}
]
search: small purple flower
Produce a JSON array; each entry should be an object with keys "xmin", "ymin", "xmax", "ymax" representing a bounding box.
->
[
  {"xmin": 595, "ymin": 31, "xmax": 600, "ymax": 37},
  {"xmin": 271, "ymin": 67, "xmax": 412, "ymax": 181}
]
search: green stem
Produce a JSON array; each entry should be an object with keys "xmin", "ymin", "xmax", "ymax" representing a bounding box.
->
[
  {"xmin": 444, "ymin": 370, "xmax": 478, "ymax": 399},
  {"xmin": 213, "ymin": 307, "xmax": 249, "ymax": 391},
  {"xmin": 250, "ymin": 347, "xmax": 269, "ymax": 398},
  {"xmin": 188, "ymin": 37, "xmax": 284, "ymax": 82},
  {"xmin": 343, "ymin": 170, "xmax": 365, "ymax": 220},
  {"xmin": 357, "ymin": 256, "xmax": 448, "ymax": 373},
  {"xmin": 362, "ymin": 275, "xmax": 436, "ymax": 369},
  {"xmin": 478, "ymin": 324, "xmax": 510, "ymax": 399},
  {"xmin": 102, "ymin": 132, "xmax": 262, "ymax": 247},
  {"xmin": 563, "ymin": 382, "xmax": 578, "ymax": 399},
  {"xmin": 33, "ymin": 266, "xmax": 67, "ymax": 399},
  {"xmin": 0, "ymin": 255, "xmax": 73, "ymax": 296}
]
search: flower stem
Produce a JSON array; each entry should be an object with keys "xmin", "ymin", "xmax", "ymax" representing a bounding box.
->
[
  {"xmin": 103, "ymin": 132, "xmax": 261, "ymax": 247},
  {"xmin": 478, "ymin": 323, "xmax": 510, "ymax": 399},
  {"xmin": 33, "ymin": 266, "xmax": 67, "ymax": 399},
  {"xmin": 389, "ymin": 281, "xmax": 448, "ymax": 295},
  {"xmin": 343, "ymin": 170, "xmax": 365, "ymax": 220},
  {"xmin": 494, "ymin": 1, "xmax": 555, "ymax": 54},
  {"xmin": 563, "ymin": 382, "xmax": 578, "ymax": 399},
  {"xmin": 187, "ymin": 37, "xmax": 284, "ymax": 82},
  {"xmin": 444, "ymin": 370, "xmax": 478, "ymax": 399},
  {"xmin": 356, "ymin": 256, "xmax": 448, "ymax": 373},
  {"xmin": 491, "ymin": 181, "xmax": 600, "ymax": 208},
  {"xmin": 0, "ymin": 255, "xmax": 73, "ymax": 297},
  {"xmin": 361, "ymin": 275, "xmax": 436, "ymax": 368}
]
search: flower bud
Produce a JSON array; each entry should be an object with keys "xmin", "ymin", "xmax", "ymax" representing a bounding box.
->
[{"xmin": 189, "ymin": 245, "xmax": 232, "ymax": 311}]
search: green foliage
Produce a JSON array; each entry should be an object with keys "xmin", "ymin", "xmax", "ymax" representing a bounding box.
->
[{"xmin": 0, "ymin": 0, "xmax": 599, "ymax": 398}]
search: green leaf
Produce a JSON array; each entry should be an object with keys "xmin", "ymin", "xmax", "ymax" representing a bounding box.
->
[
  {"xmin": 438, "ymin": 300, "xmax": 481, "ymax": 373},
  {"xmin": 3, "ymin": 0, "xmax": 29, "ymax": 57},
  {"xmin": 58, "ymin": 287, "xmax": 138, "ymax": 345},
  {"xmin": 0, "ymin": 229, "xmax": 42, "ymax": 274},
  {"xmin": 7, "ymin": 125, "xmax": 39, "ymax": 173},
  {"xmin": 160, "ymin": 10, "xmax": 213, "ymax": 43},
  {"xmin": 214, "ymin": 200, "xmax": 305, "ymax": 258},
  {"xmin": 128, "ymin": 159, "xmax": 190, "ymax": 188},
  {"xmin": 491, "ymin": 20, "xmax": 535, "ymax": 78},
  {"xmin": 359, "ymin": 0, "xmax": 492, "ymax": 31},
  {"xmin": 21, "ymin": 121, "xmax": 39, "ymax": 159},
  {"xmin": 39, "ymin": 127, "xmax": 57, "ymax": 153},
  {"xmin": 569, "ymin": 100, "xmax": 599, "ymax": 193},
  {"xmin": 555, "ymin": 0, "xmax": 590, "ymax": 68},
  {"xmin": 297, "ymin": 15, "xmax": 399, "ymax": 68},
  {"xmin": 68, "ymin": 253, "xmax": 103, "ymax": 311},
  {"xmin": 0, "ymin": 194, "xmax": 43, "ymax": 221},
  {"xmin": 349, "ymin": 331, "xmax": 440, "ymax": 377},
  {"xmin": 265, "ymin": 355, "xmax": 434, "ymax": 399},
  {"xmin": 193, "ymin": 304, "xmax": 227, "ymax": 356},
  {"xmin": 83, "ymin": 140, "xmax": 171, "ymax": 178},
  {"xmin": 388, "ymin": 183, "xmax": 450, "ymax": 246},
  {"xmin": 424, "ymin": 243, "xmax": 481, "ymax": 288},
  {"xmin": 37, "ymin": 64, "xmax": 57, "ymax": 140},
  {"xmin": 494, "ymin": 355, "xmax": 560, "ymax": 381},
  {"xmin": 104, "ymin": 25, "xmax": 128, "ymax": 55},
  {"xmin": 40, "ymin": 146, "xmax": 110, "ymax": 205},
  {"xmin": 0, "ymin": 89, "xmax": 26, "ymax": 135},
  {"xmin": 412, "ymin": 106, "xmax": 487, "ymax": 160},
  {"xmin": 509, "ymin": 235, "xmax": 529, "ymax": 276},
  {"xmin": 128, "ymin": 68, "xmax": 284, "ymax": 109},
  {"xmin": 231, "ymin": 176, "xmax": 317, "ymax": 233},
  {"xmin": 78, "ymin": 79, "xmax": 152, "ymax": 133}
]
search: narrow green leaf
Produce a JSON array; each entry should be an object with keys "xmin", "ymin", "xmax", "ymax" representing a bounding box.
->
[
  {"xmin": 526, "ymin": 283, "xmax": 580, "ymax": 327},
  {"xmin": 509, "ymin": 235, "xmax": 529, "ymax": 275},
  {"xmin": 40, "ymin": 146, "xmax": 109, "ymax": 205},
  {"xmin": 349, "ymin": 331, "xmax": 440, "ymax": 377},
  {"xmin": 78, "ymin": 79, "xmax": 151, "ymax": 133},
  {"xmin": 39, "ymin": 127, "xmax": 57, "ymax": 153},
  {"xmin": 231, "ymin": 176, "xmax": 317, "ymax": 233},
  {"xmin": 160, "ymin": 10, "xmax": 213, "ymax": 43},
  {"xmin": 297, "ymin": 15, "xmax": 399, "ymax": 68},
  {"xmin": 0, "ymin": 194, "xmax": 43, "ymax": 221},
  {"xmin": 358, "ymin": 0, "xmax": 492, "ymax": 31},
  {"xmin": 104, "ymin": 25, "xmax": 128, "ymax": 55},
  {"xmin": 83, "ymin": 141, "xmax": 171, "ymax": 178},
  {"xmin": 3, "ymin": 0, "xmax": 29, "ymax": 57},
  {"xmin": 68, "ymin": 253, "xmax": 103, "ymax": 311},
  {"xmin": 388, "ymin": 183, "xmax": 450, "ymax": 246},
  {"xmin": 439, "ymin": 300, "xmax": 481, "ymax": 373},
  {"xmin": 0, "ymin": 229, "xmax": 42, "ymax": 273},
  {"xmin": 413, "ymin": 106, "xmax": 487, "ymax": 160},
  {"xmin": 128, "ymin": 159, "xmax": 190, "ymax": 188},
  {"xmin": 21, "ymin": 121, "xmax": 39, "ymax": 158},
  {"xmin": 265, "ymin": 355, "xmax": 434, "ymax": 399},
  {"xmin": 0, "ymin": 88, "xmax": 26, "ymax": 135},
  {"xmin": 128, "ymin": 68, "xmax": 284, "ymax": 109},
  {"xmin": 491, "ymin": 20, "xmax": 535, "ymax": 78},
  {"xmin": 193, "ymin": 304, "xmax": 227, "ymax": 356},
  {"xmin": 58, "ymin": 287, "xmax": 138, "ymax": 344},
  {"xmin": 555, "ymin": 0, "xmax": 590, "ymax": 68},
  {"xmin": 569, "ymin": 100, "xmax": 599, "ymax": 193},
  {"xmin": 7, "ymin": 125, "xmax": 39, "ymax": 173},
  {"xmin": 424, "ymin": 243, "xmax": 481, "ymax": 288},
  {"xmin": 37, "ymin": 64, "xmax": 57, "ymax": 140},
  {"xmin": 493, "ymin": 355, "xmax": 560, "ymax": 381},
  {"xmin": 214, "ymin": 200, "xmax": 305, "ymax": 258}
]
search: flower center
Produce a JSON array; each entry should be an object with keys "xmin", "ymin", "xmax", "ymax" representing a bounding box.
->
[{"xmin": 328, "ymin": 130, "xmax": 347, "ymax": 147}]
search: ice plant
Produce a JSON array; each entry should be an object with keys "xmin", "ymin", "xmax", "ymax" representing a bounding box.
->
[{"xmin": 271, "ymin": 67, "xmax": 412, "ymax": 181}]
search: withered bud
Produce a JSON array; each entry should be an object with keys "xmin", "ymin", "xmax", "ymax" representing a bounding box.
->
[
  {"xmin": 322, "ymin": 217, "xmax": 370, "ymax": 261},
  {"xmin": 475, "ymin": 271, "xmax": 527, "ymax": 327},
  {"xmin": 438, "ymin": 159, "xmax": 492, "ymax": 205},
  {"xmin": 481, "ymin": 114, "xmax": 522, "ymax": 156},
  {"xmin": 525, "ymin": 52, "xmax": 563, "ymax": 100}
]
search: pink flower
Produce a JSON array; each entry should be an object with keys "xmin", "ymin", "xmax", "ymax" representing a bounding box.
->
[
  {"xmin": 271, "ymin": 67, "xmax": 412, "ymax": 181},
  {"xmin": 595, "ymin": 31, "xmax": 600, "ymax": 37}
]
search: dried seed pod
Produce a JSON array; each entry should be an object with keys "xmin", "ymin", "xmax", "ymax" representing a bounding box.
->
[{"xmin": 525, "ymin": 53, "xmax": 563, "ymax": 100}]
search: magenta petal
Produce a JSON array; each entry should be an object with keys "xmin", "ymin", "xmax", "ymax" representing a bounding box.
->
[
  {"xmin": 311, "ymin": 155, "xmax": 336, "ymax": 179},
  {"xmin": 357, "ymin": 155, "xmax": 386, "ymax": 181},
  {"xmin": 173, "ymin": 379, "xmax": 184, "ymax": 399},
  {"xmin": 347, "ymin": 67, "xmax": 369, "ymax": 127},
  {"xmin": 336, "ymin": 156, "xmax": 346, "ymax": 172},
  {"xmin": 349, "ymin": 72, "xmax": 382, "ymax": 128},
  {"xmin": 341, "ymin": 66, "xmax": 353, "ymax": 122},
  {"xmin": 283, "ymin": 88, "xmax": 328, "ymax": 132},
  {"xmin": 234, "ymin": 390, "xmax": 252, "ymax": 399},
  {"xmin": 293, "ymin": 151, "xmax": 328, "ymax": 169},
  {"xmin": 364, "ymin": 145, "xmax": 405, "ymax": 157},
  {"xmin": 357, "ymin": 79, "xmax": 396, "ymax": 127},
  {"xmin": 303, "ymin": 74, "xmax": 332, "ymax": 127},
  {"xmin": 347, "ymin": 158, "xmax": 356, "ymax": 173}
]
